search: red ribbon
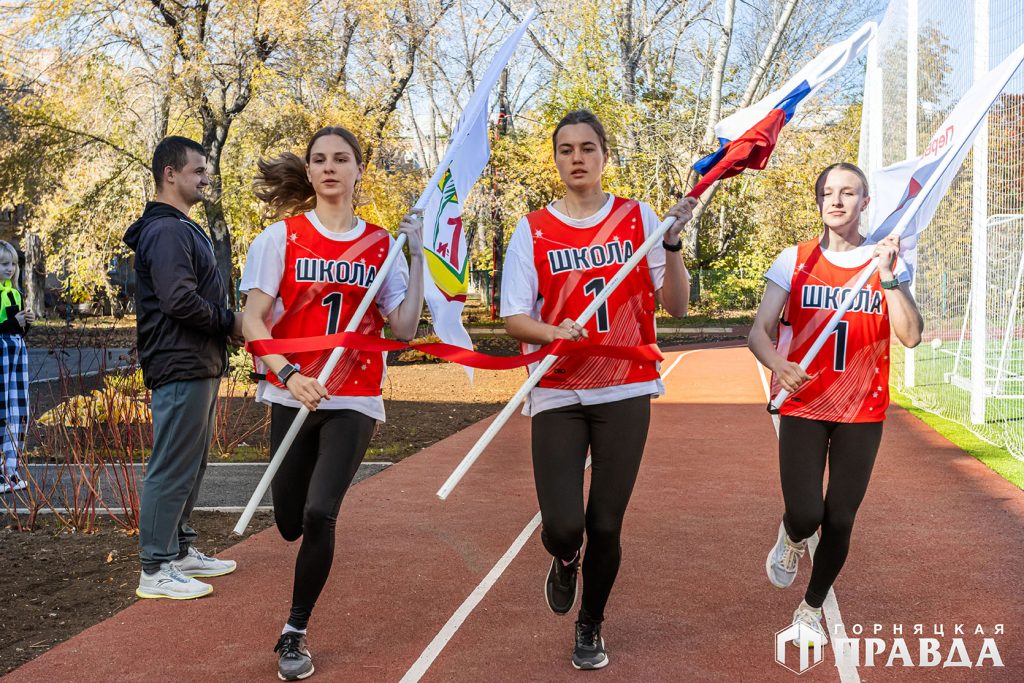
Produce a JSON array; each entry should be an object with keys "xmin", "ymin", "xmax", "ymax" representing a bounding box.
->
[{"xmin": 246, "ymin": 332, "xmax": 663, "ymax": 371}]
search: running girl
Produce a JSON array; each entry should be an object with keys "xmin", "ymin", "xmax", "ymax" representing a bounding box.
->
[
  {"xmin": 241, "ymin": 126, "xmax": 423, "ymax": 681},
  {"xmin": 748, "ymin": 162, "xmax": 923, "ymax": 646},
  {"xmin": 500, "ymin": 109, "xmax": 695, "ymax": 670}
]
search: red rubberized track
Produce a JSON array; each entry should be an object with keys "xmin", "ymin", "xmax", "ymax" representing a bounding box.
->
[{"xmin": 5, "ymin": 345, "xmax": 1022, "ymax": 682}]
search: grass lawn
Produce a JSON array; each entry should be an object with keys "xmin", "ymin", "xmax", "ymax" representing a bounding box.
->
[{"xmin": 891, "ymin": 387, "xmax": 1024, "ymax": 490}]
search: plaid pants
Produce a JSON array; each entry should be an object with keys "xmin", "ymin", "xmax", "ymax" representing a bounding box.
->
[{"xmin": 0, "ymin": 334, "xmax": 29, "ymax": 481}]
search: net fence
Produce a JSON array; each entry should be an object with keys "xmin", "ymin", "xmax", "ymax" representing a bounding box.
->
[{"xmin": 862, "ymin": 0, "xmax": 1024, "ymax": 460}]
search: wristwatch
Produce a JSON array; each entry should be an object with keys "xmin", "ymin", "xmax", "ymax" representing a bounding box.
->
[
  {"xmin": 880, "ymin": 278, "xmax": 900, "ymax": 290},
  {"xmin": 662, "ymin": 239, "xmax": 683, "ymax": 252},
  {"xmin": 277, "ymin": 363, "xmax": 299, "ymax": 386}
]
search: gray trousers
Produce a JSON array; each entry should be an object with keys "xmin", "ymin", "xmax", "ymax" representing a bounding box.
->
[{"xmin": 139, "ymin": 377, "xmax": 220, "ymax": 572}]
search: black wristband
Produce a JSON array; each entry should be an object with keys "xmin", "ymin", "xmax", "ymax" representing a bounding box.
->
[
  {"xmin": 662, "ymin": 239, "xmax": 683, "ymax": 252},
  {"xmin": 277, "ymin": 363, "xmax": 298, "ymax": 385}
]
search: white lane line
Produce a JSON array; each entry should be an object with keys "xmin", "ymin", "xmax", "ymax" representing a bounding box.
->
[
  {"xmin": 660, "ymin": 348, "xmax": 701, "ymax": 381},
  {"xmin": 399, "ymin": 349, "xmax": 699, "ymax": 682},
  {"xmin": 399, "ymin": 511, "xmax": 542, "ymax": 683},
  {"xmin": 755, "ymin": 358, "xmax": 859, "ymax": 683}
]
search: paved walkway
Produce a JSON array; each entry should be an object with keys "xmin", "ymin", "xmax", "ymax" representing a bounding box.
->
[
  {"xmin": 27, "ymin": 348, "xmax": 132, "ymax": 383},
  {"xmin": 1, "ymin": 462, "xmax": 390, "ymax": 512}
]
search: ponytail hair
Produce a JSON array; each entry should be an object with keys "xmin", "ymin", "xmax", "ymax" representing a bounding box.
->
[
  {"xmin": 254, "ymin": 152, "xmax": 314, "ymax": 219},
  {"xmin": 254, "ymin": 126, "xmax": 365, "ymax": 220}
]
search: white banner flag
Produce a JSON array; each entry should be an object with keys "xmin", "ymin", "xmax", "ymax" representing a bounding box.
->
[
  {"xmin": 421, "ymin": 107, "xmax": 489, "ymax": 357},
  {"xmin": 867, "ymin": 41, "xmax": 1024, "ymax": 273},
  {"xmin": 418, "ymin": 9, "xmax": 536, "ymax": 374}
]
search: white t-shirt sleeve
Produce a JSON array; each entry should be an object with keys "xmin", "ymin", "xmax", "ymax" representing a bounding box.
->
[
  {"xmin": 500, "ymin": 217, "xmax": 540, "ymax": 318},
  {"xmin": 377, "ymin": 235, "xmax": 410, "ymax": 317},
  {"xmin": 239, "ymin": 221, "xmax": 287, "ymax": 297},
  {"xmin": 764, "ymin": 244, "xmax": 913, "ymax": 293},
  {"xmin": 764, "ymin": 246, "xmax": 798, "ymax": 292},
  {"xmin": 640, "ymin": 202, "xmax": 667, "ymax": 291}
]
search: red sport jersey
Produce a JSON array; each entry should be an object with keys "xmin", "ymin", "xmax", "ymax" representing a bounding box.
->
[
  {"xmin": 772, "ymin": 238, "xmax": 893, "ymax": 422},
  {"xmin": 268, "ymin": 214, "xmax": 392, "ymax": 396},
  {"xmin": 527, "ymin": 196, "xmax": 660, "ymax": 390}
]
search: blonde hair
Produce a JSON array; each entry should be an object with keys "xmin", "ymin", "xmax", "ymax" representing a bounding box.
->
[{"xmin": 0, "ymin": 241, "xmax": 20, "ymax": 286}]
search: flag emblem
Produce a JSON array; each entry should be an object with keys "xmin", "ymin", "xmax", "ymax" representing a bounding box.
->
[{"xmin": 424, "ymin": 169, "xmax": 469, "ymax": 302}]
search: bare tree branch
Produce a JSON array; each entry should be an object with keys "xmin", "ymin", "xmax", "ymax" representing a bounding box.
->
[{"xmin": 493, "ymin": 0, "xmax": 565, "ymax": 73}]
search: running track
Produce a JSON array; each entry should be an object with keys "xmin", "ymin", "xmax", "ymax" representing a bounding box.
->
[{"xmin": 5, "ymin": 343, "xmax": 1023, "ymax": 682}]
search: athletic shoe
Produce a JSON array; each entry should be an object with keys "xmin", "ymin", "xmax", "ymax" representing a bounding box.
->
[
  {"xmin": 545, "ymin": 552, "xmax": 579, "ymax": 615},
  {"xmin": 791, "ymin": 600, "xmax": 829, "ymax": 647},
  {"xmin": 766, "ymin": 521, "xmax": 806, "ymax": 589},
  {"xmin": 135, "ymin": 563, "xmax": 213, "ymax": 600},
  {"xmin": 275, "ymin": 632, "xmax": 314, "ymax": 681},
  {"xmin": 172, "ymin": 546, "xmax": 237, "ymax": 578},
  {"xmin": 572, "ymin": 620, "xmax": 609, "ymax": 670},
  {"xmin": 0, "ymin": 474, "xmax": 27, "ymax": 493}
]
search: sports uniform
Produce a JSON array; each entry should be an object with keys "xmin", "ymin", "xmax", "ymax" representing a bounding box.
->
[
  {"xmin": 501, "ymin": 193, "xmax": 670, "ymax": 640},
  {"xmin": 765, "ymin": 238, "xmax": 909, "ymax": 608},
  {"xmin": 241, "ymin": 211, "xmax": 408, "ymax": 635}
]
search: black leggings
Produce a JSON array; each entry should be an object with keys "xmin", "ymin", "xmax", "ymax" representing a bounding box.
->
[
  {"xmin": 270, "ymin": 404, "xmax": 376, "ymax": 630},
  {"xmin": 532, "ymin": 395, "xmax": 651, "ymax": 624},
  {"xmin": 779, "ymin": 415, "xmax": 883, "ymax": 608}
]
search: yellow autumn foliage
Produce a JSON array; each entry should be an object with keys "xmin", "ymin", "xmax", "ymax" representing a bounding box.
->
[{"xmin": 38, "ymin": 371, "xmax": 151, "ymax": 427}]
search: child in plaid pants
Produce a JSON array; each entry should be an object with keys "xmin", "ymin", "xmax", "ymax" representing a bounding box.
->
[{"xmin": 0, "ymin": 241, "xmax": 34, "ymax": 494}]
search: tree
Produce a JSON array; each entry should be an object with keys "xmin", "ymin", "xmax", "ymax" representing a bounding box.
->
[{"xmin": 1, "ymin": 0, "xmax": 452, "ymax": 304}]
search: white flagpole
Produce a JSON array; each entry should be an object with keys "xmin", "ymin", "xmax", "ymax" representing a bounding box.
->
[
  {"xmin": 436, "ymin": 214, "xmax": 680, "ymax": 499},
  {"xmin": 234, "ymin": 9, "xmax": 538, "ymax": 534}
]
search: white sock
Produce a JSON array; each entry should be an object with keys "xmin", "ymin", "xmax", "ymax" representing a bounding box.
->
[{"xmin": 282, "ymin": 624, "xmax": 307, "ymax": 635}]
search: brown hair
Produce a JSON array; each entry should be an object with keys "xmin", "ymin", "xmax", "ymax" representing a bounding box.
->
[
  {"xmin": 254, "ymin": 126, "xmax": 364, "ymax": 219},
  {"xmin": 815, "ymin": 162, "xmax": 869, "ymax": 198},
  {"xmin": 551, "ymin": 109, "xmax": 609, "ymax": 154}
]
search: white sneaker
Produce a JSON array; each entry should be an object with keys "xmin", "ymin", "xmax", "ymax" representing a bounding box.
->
[
  {"xmin": 766, "ymin": 521, "xmax": 806, "ymax": 588},
  {"xmin": 791, "ymin": 600, "xmax": 829, "ymax": 647},
  {"xmin": 136, "ymin": 562, "xmax": 214, "ymax": 600},
  {"xmin": 0, "ymin": 474, "xmax": 27, "ymax": 493},
  {"xmin": 172, "ymin": 546, "xmax": 237, "ymax": 578}
]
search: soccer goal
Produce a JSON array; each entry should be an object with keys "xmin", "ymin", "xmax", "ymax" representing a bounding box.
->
[{"xmin": 862, "ymin": 0, "xmax": 1024, "ymax": 459}]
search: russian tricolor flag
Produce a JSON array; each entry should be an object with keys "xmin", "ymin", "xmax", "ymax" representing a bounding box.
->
[{"xmin": 689, "ymin": 22, "xmax": 877, "ymax": 198}]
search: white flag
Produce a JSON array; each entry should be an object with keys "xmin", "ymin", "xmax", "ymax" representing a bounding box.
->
[
  {"xmin": 420, "ymin": 107, "xmax": 489, "ymax": 357},
  {"xmin": 417, "ymin": 8, "xmax": 537, "ymax": 374},
  {"xmin": 867, "ymin": 41, "xmax": 1024, "ymax": 273}
]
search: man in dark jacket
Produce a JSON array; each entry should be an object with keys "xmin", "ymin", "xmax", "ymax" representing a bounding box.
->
[{"xmin": 124, "ymin": 136, "xmax": 242, "ymax": 600}]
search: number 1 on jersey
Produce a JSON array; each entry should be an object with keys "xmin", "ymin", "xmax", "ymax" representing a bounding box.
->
[
  {"xmin": 831, "ymin": 320, "xmax": 848, "ymax": 372},
  {"xmin": 322, "ymin": 292, "xmax": 343, "ymax": 334},
  {"xmin": 583, "ymin": 277, "xmax": 610, "ymax": 333}
]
